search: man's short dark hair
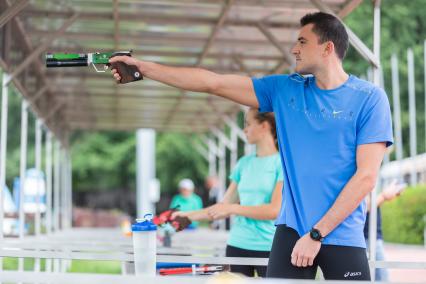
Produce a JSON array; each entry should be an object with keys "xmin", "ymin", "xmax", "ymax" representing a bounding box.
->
[{"xmin": 300, "ymin": 12, "xmax": 349, "ymax": 60}]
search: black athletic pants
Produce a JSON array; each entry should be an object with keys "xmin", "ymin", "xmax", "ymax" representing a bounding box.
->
[
  {"xmin": 267, "ymin": 225, "xmax": 371, "ymax": 280},
  {"xmin": 226, "ymin": 245, "xmax": 269, "ymax": 277}
]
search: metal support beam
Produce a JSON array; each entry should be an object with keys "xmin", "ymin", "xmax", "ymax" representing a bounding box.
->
[
  {"xmin": 192, "ymin": 140, "xmax": 209, "ymax": 162},
  {"xmin": 0, "ymin": 72, "xmax": 9, "ymax": 271},
  {"xmin": 257, "ymin": 22, "xmax": 293, "ymax": 73},
  {"xmin": 67, "ymin": 149, "xmax": 73, "ymax": 228},
  {"xmin": 337, "ymin": 0, "xmax": 364, "ymax": 19},
  {"xmin": 136, "ymin": 129, "xmax": 156, "ymax": 217},
  {"xmin": 162, "ymin": 91, "xmax": 187, "ymax": 129},
  {"xmin": 5, "ymin": 13, "xmax": 79, "ymax": 85},
  {"xmin": 60, "ymin": 147, "xmax": 67, "ymax": 231},
  {"xmin": 0, "ymin": 73, "xmax": 10, "ymax": 243},
  {"xmin": 232, "ymin": 56, "xmax": 254, "ymax": 77},
  {"xmin": 217, "ymin": 138, "xmax": 226, "ymax": 230},
  {"xmin": 424, "ymin": 40, "xmax": 426, "ymax": 156},
  {"xmin": 211, "ymin": 127, "xmax": 235, "ymax": 151},
  {"xmin": 46, "ymin": 131, "xmax": 53, "ymax": 234},
  {"xmin": 196, "ymin": 0, "xmax": 234, "ymax": 66},
  {"xmin": 230, "ymin": 126, "xmax": 238, "ymax": 171},
  {"xmin": 368, "ymin": 1, "xmax": 381, "ymax": 281},
  {"xmin": 223, "ymin": 115, "xmax": 247, "ymax": 142},
  {"xmin": 35, "ymin": 119, "xmax": 42, "ymax": 237},
  {"xmin": 18, "ymin": 100, "xmax": 28, "ymax": 272},
  {"xmin": 310, "ymin": 0, "xmax": 380, "ymax": 68},
  {"xmin": 34, "ymin": 118, "xmax": 42, "ymax": 272},
  {"xmin": 54, "ymin": 140, "xmax": 60, "ymax": 231},
  {"xmin": 0, "ymin": 0, "xmax": 29, "ymax": 29},
  {"xmin": 208, "ymin": 138, "xmax": 218, "ymax": 177},
  {"xmin": 391, "ymin": 54, "xmax": 403, "ymax": 161},
  {"xmin": 44, "ymin": 102, "xmax": 65, "ymax": 123},
  {"xmin": 201, "ymin": 135, "xmax": 221, "ymax": 158},
  {"xmin": 27, "ymin": 85, "xmax": 49, "ymax": 105},
  {"xmin": 407, "ymin": 48, "xmax": 417, "ymax": 185}
]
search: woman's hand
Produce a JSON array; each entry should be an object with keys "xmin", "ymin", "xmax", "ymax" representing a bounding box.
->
[
  {"xmin": 171, "ymin": 210, "xmax": 191, "ymax": 220},
  {"xmin": 207, "ymin": 203, "xmax": 236, "ymax": 220}
]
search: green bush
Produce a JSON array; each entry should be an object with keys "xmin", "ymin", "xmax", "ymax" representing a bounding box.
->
[{"xmin": 381, "ymin": 184, "xmax": 426, "ymax": 244}]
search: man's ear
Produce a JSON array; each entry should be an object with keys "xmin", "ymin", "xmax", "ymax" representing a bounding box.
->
[{"xmin": 323, "ymin": 41, "xmax": 335, "ymax": 57}]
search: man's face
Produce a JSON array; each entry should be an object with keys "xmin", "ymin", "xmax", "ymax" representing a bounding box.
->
[
  {"xmin": 291, "ymin": 24, "xmax": 326, "ymax": 74},
  {"xmin": 180, "ymin": 188, "xmax": 192, "ymax": 197}
]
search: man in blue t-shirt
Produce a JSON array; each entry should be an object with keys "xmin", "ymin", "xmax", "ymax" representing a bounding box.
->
[{"xmin": 110, "ymin": 12, "xmax": 393, "ymax": 281}]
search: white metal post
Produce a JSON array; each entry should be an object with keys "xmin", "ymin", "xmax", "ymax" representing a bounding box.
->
[
  {"xmin": 68, "ymin": 151, "xmax": 73, "ymax": 229},
  {"xmin": 53, "ymin": 140, "xmax": 61, "ymax": 273},
  {"xmin": 34, "ymin": 119, "xmax": 42, "ymax": 272},
  {"xmin": 54, "ymin": 140, "xmax": 60, "ymax": 231},
  {"xmin": 391, "ymin": 54, "xmax": 403, "ymax": 161},
  {"xmin": 136, "ymin": 129, "xmax": 156, "ymax": 217},
  {"xmin": 18, "ymin": 100, "xmax": 28, "ymax": 272},
  {"xmin": 218, "ymin": 139, "xmax": 226, "ymax": 230},
  {"xmin": 424, "ymin": 40, "xmax": 426, "ymax": 158},
  {"xmin": 208, "ymin": 138, "xmax": 217, "ymax": 177},
  {"xmin": 0, "ymin": 72, "xmax": 10, "ymax": 270},
  {"xmin": 46, "ymin": 131, "xmax": 53, "ymax": 233},
  {"xmin": 230, "ymin": 127, "xmax": 238, "ymax": 171},
  {"xmin": 407, "ymin": 48, "xmax": 417, "ymax": 185},
  {"xmin": 61, "ymin": 147, "xmax": 67, "ymax": 230},
  {"xmin": 35, "ymin": 119, "xmax": 42, "ymax": 235},
  {"xmin": 45, "ymin": 130, "xmax": 53, "ymax": 272},
  {"xmin": 368, "ymin": 1, "xmax": 381, "ymax": 280}
]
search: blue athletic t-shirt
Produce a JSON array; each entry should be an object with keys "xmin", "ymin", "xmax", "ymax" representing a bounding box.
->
[{"xmin": 252, "ymin": 74, "xmax": 393, "ymax": 248}]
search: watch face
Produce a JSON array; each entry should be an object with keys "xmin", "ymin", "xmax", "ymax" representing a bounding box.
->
[{"xmin": 310, "ymin": 229, "xmax": 322, "ymax": 241}]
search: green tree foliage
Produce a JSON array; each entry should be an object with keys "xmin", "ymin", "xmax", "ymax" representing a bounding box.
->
[
  {"xmin": 71, "ymin": 131, "xmax": 136, "ymax": 192},
  {"xmin": 344, "ymin": 0, "xmax": 426, "ymax": 155},
  {"xmin": 70, "ymin": 132, "xmax": 207, "ymax": 195},
  {"xmin": 381, "ymin": 185, "xmax": 426, "ymax": 244},
  {"xmin": 156, "ymin": 133, "xmax": 207, "ymax": 194}
]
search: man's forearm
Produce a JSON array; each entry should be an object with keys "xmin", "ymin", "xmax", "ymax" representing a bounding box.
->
[
  {"xmin": 140, "ymin": 62, "xmax": 218, "ymax": 93},
  {"xmin": 314, "ymin": 171, "xmax": 376, "ymax": 237},
  {"xmin": 137, "ymin": 61, "xmax": 258, "ymax": 107}
]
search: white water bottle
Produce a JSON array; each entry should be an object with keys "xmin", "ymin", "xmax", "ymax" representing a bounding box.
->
[{"xmin": 132, "ymin": 213, "xmax": 157, "ymax": 275}]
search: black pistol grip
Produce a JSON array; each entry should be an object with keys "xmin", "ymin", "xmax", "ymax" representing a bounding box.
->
[{"xmin": 110, "ymin": 61, "xmax": 142, "ymax": 84}]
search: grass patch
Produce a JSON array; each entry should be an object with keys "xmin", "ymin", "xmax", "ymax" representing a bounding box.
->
[{"xmin": 3, "ymin": 258, "xmax": 121, "ymax": 274}]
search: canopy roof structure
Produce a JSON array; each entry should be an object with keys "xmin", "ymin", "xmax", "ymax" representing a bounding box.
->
[{"xmin": 0, "ymin": 0, "xmax": 364, "ymax": 141}]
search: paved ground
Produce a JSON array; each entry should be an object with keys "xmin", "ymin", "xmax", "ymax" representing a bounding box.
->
[{"xmin": 384, "ymin": 243, "xmax": 426, "ymax": 283}]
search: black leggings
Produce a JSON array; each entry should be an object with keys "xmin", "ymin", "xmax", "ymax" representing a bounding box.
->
[
  {"xmin": 225, "ymin": 245, "xmax": 269, "ymax": 277},
  {"xmin": 267, "ymin": 225, "xmax": 370, "ymax": 280}
]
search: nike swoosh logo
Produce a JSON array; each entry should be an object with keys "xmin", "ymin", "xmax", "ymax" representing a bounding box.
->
[{"xmin": 333, "ymin": 110, "xmax": 343, "ymax": 115}]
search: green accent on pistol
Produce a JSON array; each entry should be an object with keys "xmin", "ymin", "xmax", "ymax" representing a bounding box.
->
[{"xmin": 45, "ymin": 51, "xmax": 142, "ymax": 84}]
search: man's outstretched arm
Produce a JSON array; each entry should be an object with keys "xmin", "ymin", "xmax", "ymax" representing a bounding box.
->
[{"xmin": 109, "ymin": 56, "xmax": 259, "ymax": 108}]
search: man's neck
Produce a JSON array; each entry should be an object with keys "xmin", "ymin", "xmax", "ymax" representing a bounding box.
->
[{"xmin": 314, "ymin": 63, "xmax": 349, "ymax": 90}]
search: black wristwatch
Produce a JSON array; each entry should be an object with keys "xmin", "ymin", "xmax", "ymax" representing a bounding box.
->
[{"xmin": 309, "ymin": 228, "xmax": 324, "ymax": 242}]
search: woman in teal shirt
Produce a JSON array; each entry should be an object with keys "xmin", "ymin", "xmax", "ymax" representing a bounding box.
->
[{"xmin": 173, "ymin": 108, "xmax": 283, "ymax": 277}]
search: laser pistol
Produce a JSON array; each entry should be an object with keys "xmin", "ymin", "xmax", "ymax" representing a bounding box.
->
[{"xmin": 45, "ymin": 51, "xmax": 142, "ymax": 84}]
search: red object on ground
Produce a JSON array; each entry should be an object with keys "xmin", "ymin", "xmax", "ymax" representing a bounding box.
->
[{"xmin": 159, "ymin": 266, "xmax": 223, "ymax": 275}]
